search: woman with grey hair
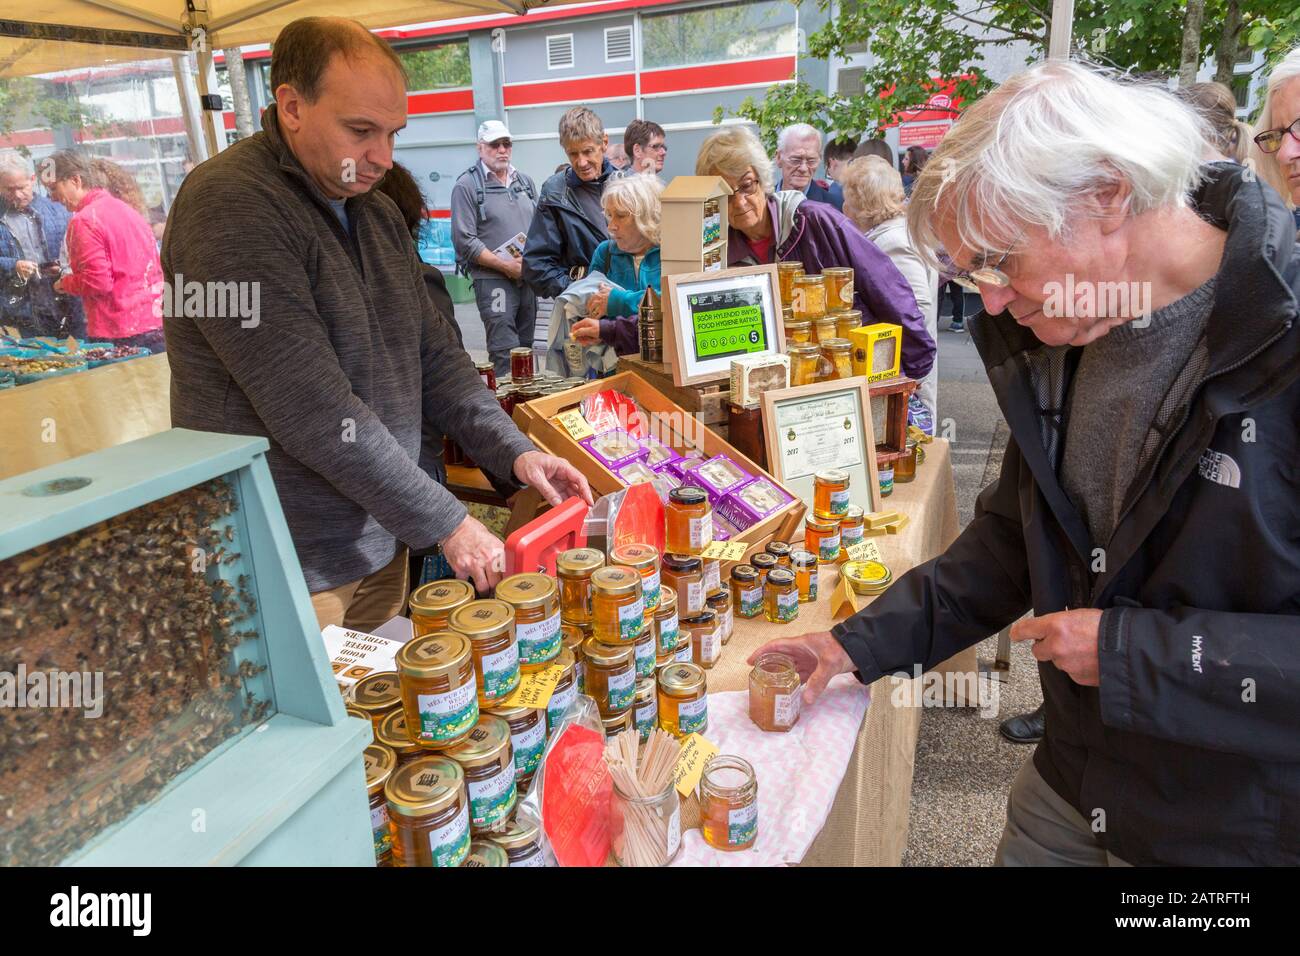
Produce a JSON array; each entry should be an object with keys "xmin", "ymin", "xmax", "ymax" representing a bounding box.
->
[{"xmin": 1251, "ymin": 45, "xmax": 1300, "ymax": 233}]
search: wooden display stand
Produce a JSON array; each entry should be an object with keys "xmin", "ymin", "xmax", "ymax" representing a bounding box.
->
[
  {"xmin": 616, "ymin": 354, "xmax": 731, "ymax": 429},
  {"xmin": 870, "ymin": 375, "xmax": 918, "ymax": 466},
  {"xmin": 660, "ymin": 176, "xmax": 732, "ymax": 279}
]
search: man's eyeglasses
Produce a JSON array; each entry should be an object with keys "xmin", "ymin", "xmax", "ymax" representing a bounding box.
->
[
  {"xmin": 950, "ymin": 232, "xmax": 1022, "ymax": 291},
  {"xmin": 783, "ymin": 155, "xmax": 820, "ymax": 170},
  {"xmin": 1252, "ymin": 118, "xmax": 1300, "ymax": 154}
]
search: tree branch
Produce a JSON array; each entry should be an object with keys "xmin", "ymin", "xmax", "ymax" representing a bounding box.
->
[{"xmin": 942, "ymin": 12, "xmax": 1046, "ymax": 45}]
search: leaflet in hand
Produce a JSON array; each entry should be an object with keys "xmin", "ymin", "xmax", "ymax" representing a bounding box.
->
[{"xmin": 493, "ymin": 231, "xmax": 528, "ymax": 261}]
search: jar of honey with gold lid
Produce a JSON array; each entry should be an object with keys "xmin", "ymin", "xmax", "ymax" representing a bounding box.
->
[
  {"xmin": 820, "ymin": 338, "xmax": 853, "ymax": 380},
  {"xmin": 784, "ymin": 318, "xmax": 812, "ymax": 345},
  {"xmin": 376, "ymin": 707, "xmax": 425, "ymax": 764},
  {"xmin": 557, "ymin": 547, "xmax": 605, "ymax": 626},
  {"xmin": 665, "ymin": 486, "xmax": 713, "ymax": 555},
  {"xmin": 610, "ymin": 542, "xmax": 661, "ymax": 615},
  {"xmin": 805, "ymin": 515, "xmax": 842, "ymax": 564},
  {"xmin": 838, "ymin": 504, "xmax": 865, "ymax": 558},
  {"xmin": 813, "ymin": 469, "xmax": 851, "ymax": 520},
  {"xmin": 811, "ymin": 316, "xmax": 837, "ymax": 345},
  {"xmin": 485, "ymin": 702, "xmax": 546, "ymax": 795},
  {"xmin": 395, "ymin": 632, "xmax": 478, "ymax": 748},
  {"xmin": 822, "ymin": 267, "xmax": 854, "ymax": 311},
  {"xmin": 465, "ymin": 839, "xmax": 509, "ymax": 867},
  {"xmin": 791, "ymin": 549, "xmax": 819, "ymax": 602},
  {"xmin": 495, "ymin": 572, "xmax": 562, "ymax": 671},
  {"xmin": 657, "ymin": 662, "xmax": 708, "ymax": 739},
  {"xmin": 602, "ymin": 709, "xmax": 635, "ymax": 740},
  {"xmin": 582, "ymin": 636, "xmax": 636, "ymax": 716},
  {"xmin": 443, "ymin": 714, "xmax": 517, "ymax": 834},
  {"xmin": 385, "ymin": 755, "xmax": 470, "ymax": 867},
  {"xmin": 364, "ymin": 743, "xmax": 397, "ymax": 865},
  {"xmin": 591, "ymin": 566, "xmax": 645, "ymax": 645},
  {"xmin": 488, "ymin": 817, "xmax": 544, "ymax": 867},
  {"xmin": 352, "ymin": 672, "xmax": 403, "ymax": 731},
  {"xmin": 792, "ymin": 274, "xmax": 827, "ymax": 320},
  {"xmin": 787, "ymin": 343, "xmax": 822, "ymax": 386},
  {"xmin": 832, "ymin": 308, "xmax": 862, "ymax": 340},
  {"xmin": 409, "ymin": 578, "xmax": 475, "ymax": 637},
  {"xmin": 777, "ymin": 261, "xmax": 804, "ymax": 303},
  {"xmin": 449, "ymin": 599, "xmax": 521, "ymax": 707}
]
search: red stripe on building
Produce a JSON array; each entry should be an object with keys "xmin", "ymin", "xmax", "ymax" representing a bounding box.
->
[
  {"xmin": 0, "ymin": 129, "xmax": 55, "ymax": 149},
  {"xmin": 640, "ymin": 55, "xmax": 795, "ymax": 95},
  {"xmin": 429, "ymin": 208, "xmax": 451, "ymax": 219},
  {"xmin": 408, "ymin": 89, "xmax": 475, "ymax": 114},
  {"xmin": 504, "ymin": 73, "xmax": 636, "ymax": 107}
]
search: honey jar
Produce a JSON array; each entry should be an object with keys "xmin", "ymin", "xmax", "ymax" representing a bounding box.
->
[
  {"xmin": 557, "ymin": 547, "xmax": 605, "ymax": 626},
  {"xmin": 701, "ymin": 556, "xmax": 722, "ymax": 595},
  {"xmin": 700, "ymin": 755, "xmax": 757, "ymax": 851},
  {"xmin": 791, "ymin": 549, "xmax": 819, "ymax": 602},
  {"xmin": 364, "ymin": 742, "xmax": 397, "ymax": 865},
  {"xmin": 791, "ymin": 273, "xmax": 827, "ymax": 320},
  {"xmin": 488, "ymin": 817, "xmax": 544, "ymax": 867},
  {"xmin": 813, "ymin": 469, "xmax": 851, "ymax": 520},
  {"xmin": 395, "ymin": 632, "xmax": 479, "ymax": 747},
  {"xmin": 385, "ymin": 755, "xmax": 470, "ymax": 867},
  {"xmin": 345, "ymin": 700, "xmax": 368, "ymax": 724},
  {"xmin": 634, "ymin": 677, "xmax": 658, "ymax": 742},
  {"xmin": 602, "ymin": 709, "xmax": 635, "ymax": 739},
  {"xmin": 832, "ymin": 308, "xmax": 862, "ymax": 340},
  {"xmin": 706, "ymin": 589, "xmax": 733, "ymax": 646},
  {"xmin": 822, "ymin": 267, "xmax": 854, "ymax": 311},
  {"xmin": 657, "ymin": 662, "xmax": 708, "ymax": 739},
  {"xmin": 375, "ymin": 708, "xmax": 426, "ymax": 764},
  {"xmin": 496, "ymin": 572, "xmax": 562, "ymax": 671},
  {"xmin": 783, "ymin": 319, "xmax": 812, "ymax": 345},
  {"xmin": 895, "ymin": 441, "xmax": 919, "ymax": 483},
  {"xmin": 591, "ymin": 566, "xmax": 646, "ymax": 645},
  {"xmin": 665, "ymin": 487, "xmax": 713, "ymax": 555},
  {"xmin": 673, "ymin": 631, "xmax": 694, "ymax": 664},
  {"xmin": 682, "ymin": 610, "xmax": 720, "ymax": 669},
  {"xmin": 632, "ymin": 620, "xmax": 657, "ymax": 679},
  {"xmin": 787, "ymin": 343, "xmax": 822, "ymax": 386},
  {"xmin": 409, "ymin": 578, "xmax": 475, "ymax": 637},
  {"xmin": 749, "ymin": 653, "xmax": 801, "ymax": 732},
  {"xmin": 812, "ymin": 316, "xmax": 837, "ymax": 345},
  {"xmin": 750, "ymin": 552, "xmax": 777, "ymax": 586},
  {"xmin": 562, "ymin": 622, "xmax": 588, "ymax": 694},
  {"xmin": 777, "ymin": 261, "xmax": 804, "ymax": 303},
  {"xmin": 611, "ymin": 542, "xmax": 661, "ymax": 614},
  {"xmin": 485, "ymin": 703, "xmax": 546, "ymax": 794},
  {"xmin": 545, "ymin": 646, "xmax": 578, "ymax": 735},
  {"xmin": 449, "ymin": 599, "xmax": 521, "ymax": 707},
  {"xmin": 763, "ymin": 539, "xmax": 791, "ymax": 568},
  {"xmin": 443, "ymin": 714, "xmax": 517, "ymax": 834},
  {"xmin": 352, "ymin": 672, "xmax": 403, "ymax": 731},
  {"xmin": 839, "ymin": 504, "xmax": 865, "ymax": 557},
  {"xmin": 653, "ymin": 585, "xmax": 680, "ymax": 657},
  {"xmin": 730, "ymin": 565, "xmax": 763, "ymax": 619},
  {"xmin": 465, "ymin": 839, "xmax": 509, "ymax": 867},
  {"xmin": 820, "ymin": 337, "xmax": 853, "ymax": 380},
  {"xmin": 805, "ymin": 515, "xmax": 842, "ymax": 564},
  {"xmin": 661, "ymin": 553, "xmax": 705, "ymax": 617},
  {"xmin": 763, "ymin": 567, "xmax": 799, "ymax": 623},
  {"xmin": 582, "ymin": 636, "xmax": 636, "ymax": 716}
]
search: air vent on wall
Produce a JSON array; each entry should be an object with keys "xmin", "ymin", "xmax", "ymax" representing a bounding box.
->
[
  {"xmin": 547, "ymin": 33, "xmax": 575, "ymax": 70},
  {"xmin": 605, "ymin": 26, "xmax": 633, "ymax": 63}
]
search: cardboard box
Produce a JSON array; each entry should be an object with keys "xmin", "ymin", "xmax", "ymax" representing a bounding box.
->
[
  {"xmin": 729, "ymin": 353, "xmax": 790, "ymax": 408},
  {"xmin": 848, "ymin": 323, "xmax": 902, "ymax": 384}
]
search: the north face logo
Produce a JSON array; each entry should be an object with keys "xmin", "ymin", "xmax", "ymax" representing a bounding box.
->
[{"xmin": 1198, "ymin": 449, "xmax": 1241, "ymax": 488}]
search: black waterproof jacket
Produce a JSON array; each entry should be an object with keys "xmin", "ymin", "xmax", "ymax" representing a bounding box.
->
[
  {"xmin": 832, "ymin": 163, "xmax": 1300, "ymax": 865},
  {"xmin": 521, "ymin": 161, "xmax": 613, "ymax": 299}
]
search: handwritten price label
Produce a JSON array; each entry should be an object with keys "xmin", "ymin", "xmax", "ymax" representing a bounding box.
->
[
  {"xmin": 495, "ymin": 662, "xmax": 564, "ymax": 710},
  {"xmin": 845, "ymin": 539, "xmax": 883, "ymax": 563},
  {"xmin": 555, "ymin": 409, "xmax": 594, "ymax": 441},
  {"xmin": 700, "ymin": 540, "xmax": 748, "ymax": 562},
  {"xmin": 673, "ymin": 733, "xmax": 721, "ymax": 797}
]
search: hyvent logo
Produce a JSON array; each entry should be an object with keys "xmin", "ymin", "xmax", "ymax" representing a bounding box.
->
[{"xmin": 49, "ymin": 887, "xmax": 151, "ymax": 936}]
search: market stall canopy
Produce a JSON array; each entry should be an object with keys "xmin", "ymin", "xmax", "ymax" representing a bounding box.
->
[{"xmin": 1, "ymin": 0, "xmax": 587, "ymax": 78}]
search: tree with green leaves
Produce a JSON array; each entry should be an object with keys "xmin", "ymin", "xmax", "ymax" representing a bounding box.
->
[{"xmin": 0, "ymin": 76, "xmax": 113, "ymax": 156}]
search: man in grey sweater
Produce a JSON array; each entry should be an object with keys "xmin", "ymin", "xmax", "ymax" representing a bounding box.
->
[{"xmin": 163, "ymin": 17, "xmax": 591, "ymax": 632}]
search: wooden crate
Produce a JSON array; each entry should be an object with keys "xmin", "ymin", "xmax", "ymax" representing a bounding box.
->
[
  {"xmin": 617, "ymin": 354, "xmax": 731, "ymax": 425},
  {"xmin": 869, "ymin": 375, "xmax": 918, "ymax": 466},
  {"xmin": 513, "ymin": 371, "xmax": 805, "ymax": 563}
]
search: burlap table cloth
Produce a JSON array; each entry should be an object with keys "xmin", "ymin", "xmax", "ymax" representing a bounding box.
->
[{"xmin": 681, "ymin": 438, "xmax": 964, "ymax": 866}]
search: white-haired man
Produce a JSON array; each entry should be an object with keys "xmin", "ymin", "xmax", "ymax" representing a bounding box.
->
[
  {"xmin": 774, "ymin": 123, "xmax": 843, "ymax": 211},
  {"xmin": 752, "ymin": 61, "xmax": 1300, "ymax": 866}
]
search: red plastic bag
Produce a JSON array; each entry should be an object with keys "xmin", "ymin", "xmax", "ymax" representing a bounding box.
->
[{"xmin": 580, "ymin": 389, "xmax": 646, "ymax": 438}]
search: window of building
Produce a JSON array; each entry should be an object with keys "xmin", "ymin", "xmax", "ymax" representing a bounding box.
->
[
  {"xmin": 1231, "ymin": 74, "xmax": 1251, "ymax": 110},
  {"xmin": 605, "ymin": 26, "xmax": 634, "ymax": 63},
  {"xmin": 399, "ymin": 39, "xmax": 472, "ymax": 90},
  {"xmin": 641, "ymin": 0, "xmax": 797, "ymax": 71},
  {"xmin": 547, "ymin": 34, "xmax": 576, "ymax": 70}
]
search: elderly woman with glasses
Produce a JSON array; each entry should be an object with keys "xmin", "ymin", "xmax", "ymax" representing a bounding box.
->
[
  {"xmin": 696, "ymin": 126, "xmax": 935, "ymax": 381},
  {"xmin": 1251, "ymin": 45, "xmax": 1300, "ymax": 234}
]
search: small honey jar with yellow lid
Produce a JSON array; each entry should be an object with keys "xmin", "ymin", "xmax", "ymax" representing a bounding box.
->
[
  {"xmin": 352, "ymin": 671, "xmax": 403, "ymax": 731},
  {"xmin": 557, "ymin": 547, "xmax": 605, "ymax": 625},
  {"xmin": 409, "ymin": 578, "xmax": 476, "ymax": 637},
  {"xmin": 449, "ymin": 599, "xmax": 521, "ymax": 707},
  {"xmin": 364, "ymin": 742, "xmax": 397, "ymax": 865},
  {"xmin": 591, "ymin": 565, "xmax": 646, "ymax": 645},
  {"xmin": 495, "ymin": 572, "xmax": 562, "ymax": 671},
  {"xmin": 395, "ymin": 631, "xmax": 478, "ymax": 748},
  {"xmin": 384, "ymin": 755, "xmax": 470, "ymax": 867},
  {"xmin": 657, "ymin": 661, "xmax": 708, "ymax": 739}
]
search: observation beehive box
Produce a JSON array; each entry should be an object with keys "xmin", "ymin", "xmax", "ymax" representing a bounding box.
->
[{"xmin": 0, "ymin": 428, "xmax": 373, "ymax": 866}]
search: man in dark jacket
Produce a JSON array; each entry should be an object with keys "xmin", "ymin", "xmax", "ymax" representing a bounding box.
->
[
  {"xmin": 753, "ymin": 62, "xmax": 1300, "ymax": 866},
  {"xmin": 775, "ymin": 123, "xmax": 844, "ymax": 211},
  {"xmin": 522, "ymin": 107, "xmax": 613, "ymax": 300}
]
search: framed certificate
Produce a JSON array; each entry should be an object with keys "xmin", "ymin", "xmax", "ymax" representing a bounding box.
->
[
  {"xmin": 661, "ymin": 264, "xmax": 784, "ymax": 386},
  {"xmin": 761, "ymin": 377, "xmax": 881, "ymax": 515}
]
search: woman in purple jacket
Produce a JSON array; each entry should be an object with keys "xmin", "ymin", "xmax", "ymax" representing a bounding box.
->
[{"xmin": 696, "ymin": 127, "xmax": 935, "ymax": 381}]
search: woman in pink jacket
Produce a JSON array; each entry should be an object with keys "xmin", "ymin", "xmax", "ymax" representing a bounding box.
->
[{"xmin": 45, "ymin": 149, "xmax": 164, "ymax": 351}]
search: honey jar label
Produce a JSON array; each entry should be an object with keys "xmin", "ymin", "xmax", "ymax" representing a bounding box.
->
[
  {"xmin": 635, "ymin": 699, "xmax": 657, "ymax": 740},
  {"xmin": 634, "ymin": 638, "xmax": 656, "ymax": 678},
  {"xmin": 618, "ymin": 597, "xmax": 646, "ymax": 642},
  {"xmin": 776, "ymin": 590, "xmax": 798, "ymax": 622},
  {"xmin": 517, "ymin": 609, "xmax": 562, "ymax": 666},
  {"xmin": 608, "ymin": 667, "xmax": 635, "ymax": 711},
  {"xmin": 656, "ymin": 613, "xmax": 680, "ymax": 655},
  {"xmin": 678, "ymin": 697, "xmax": 708, "ymax": 737},
  {"xmin": 371, "ymin": 804, "xmax": 392, "ymax": 859},
  {"xmin": 817, "ymin": 532, "xmax": 841, "ymax": 563},
  {"xmin": 830, "ymin": 489, "xmax": 850, "ymax": 515},
  {"xmin": 417, "ymin": 682, "xmax": 479, "ymax": 742},
  {"xmin": 739, "ymin": 586, "xmax": 763, "ymax": 617},
  {"xmin": 703, "ymin": 560, "xmax": 721, "ymax": 594},
  {"xmin": 698, "ymin": 627, "xmax": 720, "ymax": 665},
  {"xmin": 481, "ymin": 644, "xmax": 521, "ymax": 702},
  {"xmin": 673, "ymin": 642, "xmax": 693, "ymax": 663},
  {"xmin": 468, "ymin": 767, "xmax": 517, "ymax": 829},
  {"xmin": 642, "ymin": 568, "xmax": 662, "ymax": 610},
  {"xmin": 728, "ymin": 802, "xmax": 758, "ymax": 846},
  {"xmin": 842, "ymin": 525, "xmax": 865, "ymax": 547},
  {"xmin": 689, "ymin": 514, "xmax": 713, "ymax": 551},
  {"xmin": 547, "ymin": 680, "xmax": 578, "ymax": 732},
  {"xmin": 805, "ymin": 569, "xmax": 819, "ymax": 601},
  {"xmin": 511, "ymin": 718, "xmax": 547, "ymax": 777},
  {"xmin": 774, "ymin": 690, "xmax": 801, "ymax": 728},
  {"xmin": 429, "ymin": 803, "xmax": 471, "ymax": 868}
]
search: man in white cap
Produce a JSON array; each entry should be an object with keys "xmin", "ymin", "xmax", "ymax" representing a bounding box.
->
[{"xmin": 451, "ymin": 119, "xmax": 539, "ymax": 376}]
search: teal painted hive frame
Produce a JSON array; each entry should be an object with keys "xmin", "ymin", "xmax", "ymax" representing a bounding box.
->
[{"xmin": 0, "ymin": 428, "xmax": 374, "ymax": 866}]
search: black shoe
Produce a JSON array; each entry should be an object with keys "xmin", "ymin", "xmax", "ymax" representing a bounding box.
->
[{"xmin": 999, "ymin": 704, "xmax": 1045, "ymax": 744}]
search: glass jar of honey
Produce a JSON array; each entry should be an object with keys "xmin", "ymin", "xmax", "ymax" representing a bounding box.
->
[
  {"xmin": 673, "ymin": 630, "xmax": 694, "ymax": 664},
  {"xmin": 581, "ymin": 637, "xmax": 636, "ymax": 716},
  {"xmin": 805, "ymin": 515, "xmax": 842, "ymax": 564},
  {"xmin": 611, "ymin": 543, "xmax": 661, "ymax": 614},
  {"xmin": 730, "ymin": 565, "xmax": 763, "ymax": 619},
  {"xmin": 832, "ymin": 308, "xmax": 862, "ymax": 340},
  {"xmin": 813, "ymin": 468, "xmax": 851, "ymax": 520},
  {"xmin": 510, "ymin": 346, "xmax": 534, "ymax": 384},
  {"xmin": 783, "ymin": 319, "xmax": 812, "ymax": 345},
  {"xmin": 839, "ymin": 504, "xmax": 865, "ymax": 558},
  {"xmin": 661, "ymin": 553, "xmax": 705, "ymax": 617},
  {"xmin": 488, "ymin": 817, "xmax": 544, "ymax": 867},
  {"xmin": 750, "ymin": 552, "xmax": 777, "ymax": 585},
  {"xmin": 879, "ymin": 459, "xmax": 895, "ymax": 498},
  {"xmin": 657, "ymin": 662, "xmax": 707, "ymax": 738},
  {"xmin": 812, "ymin": 316, "xmax": 837, "ymax": 345},
  {"xmin": 591, "ymin": 566, "xmax": 645, "ymax": 645},
  {"xmin": 496, "ymin": 572, "xmax": 562, "ymax": 671},
  {"xmin": 787, "ymin": 342, "xmax": 822, "ymax": 386},
  {"xmin": 409, "ymin": 578, "xmax": 475, "ymax": 637},
  {"xmin": 465, "ymin": 839, "xmax": 509, "ymax": 867},
  {"xmin": 557, "ymin": 547, "xmax": 605, "ymax": 626},
  {"xmin": 352, "ymin": 671, "xmax": 403, "ymax": 731},
  {"xmin": 545, "ymin": 646, "xmax": 578, "ymax": 735},
  {"xmin": 561, "ymin": 623, "xmax": 588, "ymax": 695},
  {"xmin": 682, "ymin": 610, "xmax": 720, "ymax": 669},
  {"xmin": 706, "ymin": 589, "xmax": 733, "ymax": 646},
  {"xmin": 634, "ymin": 676, "xmax": 658, "ymax": 742},
  {"xmin": 822, "ymin": 267, "xmax": 854, "ymax": 311},
  {"xmin": 602, "ymin": 709, "xmax": 634, "ymax": 739},
  {"xmin": 777, "ymin": 261, "xmax": 804, "ymax": 304},
  {"xmin": 443, "ymin": 714, "xmax": 517, "ymax": 834},
  {"xmin": 364, "ymin": 743, "xmax": 397, "ymax": 865},
  {"xmin": 895, "ymin": 441, "xmax": 918, "ymax": 483},
  {"xmin": 395, "ymin": 632, "xmax": 479, "ymax": 747},
  {"xmin": 700, "ymin": 755, "xmax": 758, "ymax": 851},
  {"xmin": 791, "ymin": 549, "xmax": 819, "ymax": 602},
  {"xmin": 665, "ymin": 487, "xmax": 713, "ymax": 555},
  {"xmin": 791, "ymin": 274, "xmax": 827, "ymax": 320},
  {"xmin": 485, "ymin": 703, "xmax": 546, "ymax": 795},
  {"xmin": 820, "ymin": 338, "xmax": 853, "ymax": 380},
  {"xmin": 701, "ymin": 556, "xmax": 721, "ymax": 595},
  {"xmin": 764, "ymin": 567, "xmax": 799, "ymax": 623},
  {"xmin": 449, "ymin": 599, "xmax": 521, "ymax": 707},
  {"xmin": 653, "ymin": 585, "xmax": 680, "ymax": 658},
  {"xmin": 764, "ymin": 539, "xmax": 792, "ymax": 568},
  {"xmin": 749, "ymin": 653, "xmax": 802, "ymax": 732},
  {"xmin": 632, "ymin": 620, "xmax": 656, "ymax": 679},
  {"xmin": 376, "ymin": 708, "xmax": 426, "ymax": 764},
  {"xmin": 385, "ymin": 755, "xmax": 470, "ymax": 867}
]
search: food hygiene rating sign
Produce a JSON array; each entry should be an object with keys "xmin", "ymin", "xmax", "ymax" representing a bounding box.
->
[{"xmin": 688, "ymin": 288, "xmax": 768, "ymax": 362}]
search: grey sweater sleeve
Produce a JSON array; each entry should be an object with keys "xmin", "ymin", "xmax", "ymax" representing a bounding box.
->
[{"xmin": 450, "ymin": 177, "xmax": 487, "ymax": 266}]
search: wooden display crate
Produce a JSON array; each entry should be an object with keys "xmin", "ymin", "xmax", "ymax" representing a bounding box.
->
[
  {"xmin": 513, "ymin": 371, "xmax": 805, "ymax": 562},
  {"xmin": 616, "ymin": 354, "xmax": 731, "ymax": 425},
  {"xmin": 869, "ymin": 375, "xmax": 918, "ymax": 466}
]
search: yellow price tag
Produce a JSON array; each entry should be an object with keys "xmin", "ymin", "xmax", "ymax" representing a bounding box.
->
[
  {"xmin": 555, "ymin": 409, "xmax": 594, "ymax": 441},
  {"xmin": 494, "ymin": 662, "xmax": 564, "ymax": 710},
  {"xmin": 701, "ymin": 540, "xmax": 748, "ymax": 562},
  {"xmin": 673, "ymin": 733, "xmax": 721, "ymax": 797},
  {"xmin": 845, "ymin": 539, "xmax": 883, "ymax": 563}
]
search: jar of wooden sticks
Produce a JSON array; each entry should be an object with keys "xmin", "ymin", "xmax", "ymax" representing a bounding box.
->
[{"xmin": 605, "ymin": 728, "xmax": 683, "ymax": 867}]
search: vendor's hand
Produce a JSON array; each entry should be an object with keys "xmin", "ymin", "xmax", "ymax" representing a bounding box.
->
[
  {"xmin": 513, "ymin": 450, "xmax": 594, "ymax": 507},
  {"xmin": 15, "ymin": 260, "xmax": 38, "ymax": 281},
  {"xmin": 586, "ymin": 283, "xmax": 611, "ymax": 320},
  {"xmin": 441, "ymin": 514, "xmax": 507, "ymax": 594},
  {"xmin": 569, "ymin": 317, "xmax": 602, "ymax": 347},
  {"xmin": 1011, "ymin": 609, "xmax": 1103, "ymax": 687},
  {"xmin": 498, "ymin": 255, "xmax": 523, "ymax": 281},
  {"xmin": 748, "ymin": 631, "xmax": 855, "ymax": 707}
]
